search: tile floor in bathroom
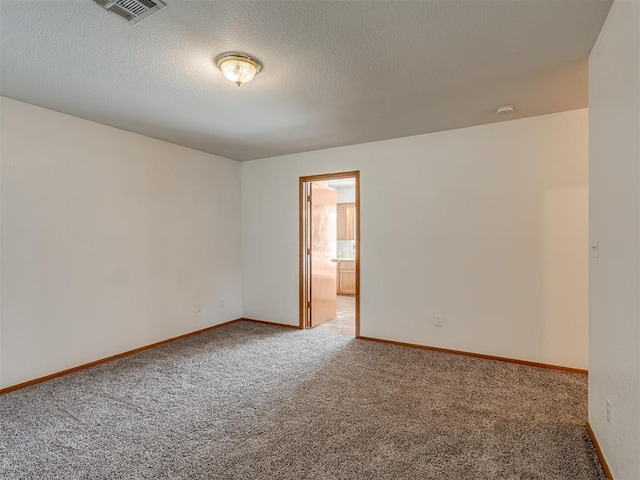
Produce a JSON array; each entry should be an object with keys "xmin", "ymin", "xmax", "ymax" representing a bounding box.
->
[{"xmin": 312, "ymin": 295, "xmax": 355, "ymax": 337}]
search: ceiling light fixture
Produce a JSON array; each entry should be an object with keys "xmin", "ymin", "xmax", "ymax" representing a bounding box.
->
[
  {"xmin": 496, "ymin": 104, "xmax": 515, "ymax": 115},
  {"xmin": 216, "ymin": 52, "xmax": 262, "ymax": 86}
]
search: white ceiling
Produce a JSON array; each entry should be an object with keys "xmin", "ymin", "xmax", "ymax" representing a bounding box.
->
[{"xmin": 0, "ymin": 0, "xmax": 611, "ymax": 161}]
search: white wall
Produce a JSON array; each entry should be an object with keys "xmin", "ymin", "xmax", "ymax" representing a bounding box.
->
[
  {"xmin": 336, "ymin": 186, "xmax": 355, "ymax": 203},
  {"xmin": 588, "ymin": 1, "xmax": 640, "ymax": 478},
  {"xmin": 337, "ymin": 240, "xmax": 355, "ymax": 259},
  {"xmin": 0, "ymin": 97, "xmax": 243, "ymax": 389},
  {"xmin": 242, "ymin": 109, "xmax": 589, "ymax": 369}
]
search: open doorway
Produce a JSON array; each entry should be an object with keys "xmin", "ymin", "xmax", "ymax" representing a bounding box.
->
[{"xmin": 299, "ymin": 171, "xmax": 360, "ymax": 337}]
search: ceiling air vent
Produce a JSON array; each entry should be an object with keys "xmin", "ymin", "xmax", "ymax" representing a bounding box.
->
[{"xmin": 91, "ymin": 0, "xmax": 167, "ymax": 24}]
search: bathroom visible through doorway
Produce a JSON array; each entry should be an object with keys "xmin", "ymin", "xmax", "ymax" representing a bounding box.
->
[{"xmin": 299, "ymin": 171, "xmax": 359, "ymax": 337}]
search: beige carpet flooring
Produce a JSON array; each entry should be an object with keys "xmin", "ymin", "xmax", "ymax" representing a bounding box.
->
[{"xmin": 0, "ymin": 321, "xmax": 605, "ymax": 479}]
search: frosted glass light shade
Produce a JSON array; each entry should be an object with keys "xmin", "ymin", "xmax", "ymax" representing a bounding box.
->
[{"xmin": 216, "ymin": 53, "xmax": 262, "ymax": 86}]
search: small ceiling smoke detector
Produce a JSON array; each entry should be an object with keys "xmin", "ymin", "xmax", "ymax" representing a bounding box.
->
[
  {"xmin": 216, "ymin": 52, "xmax": 262, "ymax": 87},
  {"xmin": 91, "ymin": 0, "xmax": 167, "ymax": 24},
  {"xmin": 496, "ymin": 104, "xmax": 515, "ymax": 115}
]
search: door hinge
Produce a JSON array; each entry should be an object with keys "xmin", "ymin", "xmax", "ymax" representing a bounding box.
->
[
  {"xmin": 306, "ymin": 194, "xmax": 311, "ymax": 202},
  {"xmin": 307, "ymin": 301, "xmax": 311, "ymax": 308},
  {"xmin": 306, "ymin": 248, "xmax": 311, "ymax": 256}
]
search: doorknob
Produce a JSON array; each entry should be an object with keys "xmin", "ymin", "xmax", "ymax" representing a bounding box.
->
[{"xmin": 331, "ymin": 258, "xmax": 338, "ymax": 263}]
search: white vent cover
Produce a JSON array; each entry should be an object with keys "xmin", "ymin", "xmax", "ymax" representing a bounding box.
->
[{"xmin": 91, "ymin": 0, "xmax": 167, "ymax": 24}]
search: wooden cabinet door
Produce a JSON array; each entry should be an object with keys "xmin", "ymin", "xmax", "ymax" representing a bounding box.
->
[
  {"xmin": 337, "ymin": 204, "xmax": 347, "ymax": 240},
  {"xmin": 337, "ymin": 203, "xmax": 355, "ymax": 240},
  {"xmin": 340, "ymin": 270, "xmax": 356, "ymax": 294},
  {"xmin": 337, "ymin": 260, "xmax": 356, "ymax": 294},
  {"xmin": 344, "ymin": 204, "xmax": 355, "ymax": 240}
]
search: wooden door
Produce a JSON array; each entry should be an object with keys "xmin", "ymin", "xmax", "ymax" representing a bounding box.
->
[{"xmin": 310, "ymin": 183, "xmax": 338, "ymax": 327}]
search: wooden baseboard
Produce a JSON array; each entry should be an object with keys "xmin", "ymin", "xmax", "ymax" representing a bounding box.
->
[
  {"xmin": 241, "ymin": 317, "xmax": 303, "ymax": 329},
  {"xmin": 586, "ymin": 421, "xmax": 614, "ymax": 479},
  {"xmin": 1, "ymin": 318, "xmax": 584, "ymax": 396},
  {"xmin": 357, "ymin": 336, "xmax": 588, "ymax": 374},
  {"xmin": 0, "ymin": 318, "xmax": 243, "ymax": 396}
]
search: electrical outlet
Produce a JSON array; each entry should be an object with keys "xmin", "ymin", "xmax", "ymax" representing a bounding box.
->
[
  {"xmin": 606, "ymin": 399, "xmax": 612, "ymax": 424},
  {"xmin": 196, "ymin": 304, "xmax": 202, "ymax": 314},
  {"xmin": 434, "ymin": 314, "xmax": 443, "ymax": 327},
  {"xmin": 219, "ymin": 299, "xmax": 225, "ymax": 308}
]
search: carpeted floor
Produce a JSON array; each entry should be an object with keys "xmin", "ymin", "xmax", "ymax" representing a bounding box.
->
[{"xmin": 0, "ymin": 321, "xmax": 605, "ymax": 479}]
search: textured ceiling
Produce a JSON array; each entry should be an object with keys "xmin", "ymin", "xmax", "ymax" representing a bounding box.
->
[{"xmin": 0, "ymin": 0, "xmax": 611, "ymax": 161}]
